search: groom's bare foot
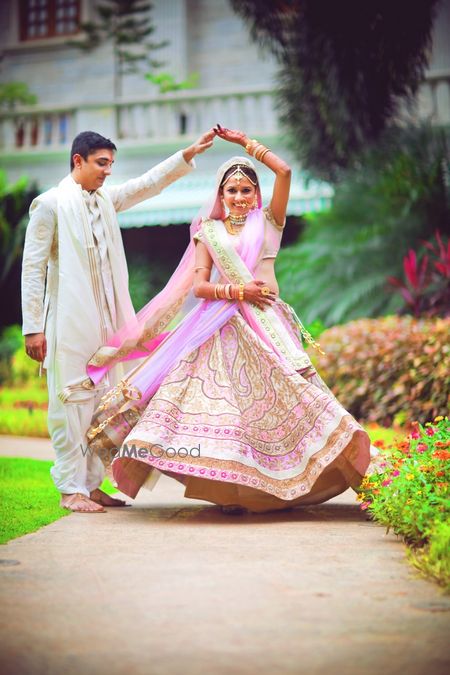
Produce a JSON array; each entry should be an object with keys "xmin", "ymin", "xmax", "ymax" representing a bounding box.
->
[
  {"xmin": 60, "ymin": 493, "xmax": 106, "ymax": 513},
  {"xmin": 90, "ymin": 488, "xmax": 129, "ymax": 507}
]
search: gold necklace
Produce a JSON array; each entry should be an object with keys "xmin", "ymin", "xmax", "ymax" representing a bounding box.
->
[{"xmin": 225, "ymin": 213, "xmax": 247, "ymax": 235}]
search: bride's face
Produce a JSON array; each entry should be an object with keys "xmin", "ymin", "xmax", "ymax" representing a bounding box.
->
[{"xmin": 221, "ymin": 176, "xmax": 257, "ymax": 215}]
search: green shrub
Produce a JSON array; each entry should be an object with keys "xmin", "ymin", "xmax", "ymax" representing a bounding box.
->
[
  {"xmin": 277, "ymin": 124, "xmax": 450, "ymax": 326},
  {"xmin": 10, "ymin": 340, "xmax": 45, "ymax": 386},
  {"xmin": 359, "ymin": 417, "xmax": 450, "ymax": 590},
  {"xmin": 0, "ymin": 324, "xmax": 23, "ymax": 383},
  {"xmin": 311, "ymin": 315, "xmax": 449, "ymax": 425},
  {"xmin": 0, "ymin": 385, "xmax": 48, "ymax": 437},
  {"xmin": 128, "ymin": 255, "xmax": 172, "ymax": 312}
]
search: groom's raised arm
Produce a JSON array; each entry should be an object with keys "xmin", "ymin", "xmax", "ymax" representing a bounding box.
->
[
  {"xmin": 107, "ymin": 130, "xmax": 215, "ymax": 213},
  {"xmin": 107, "ymin": 150, "xmax": 194, "ymax": 213}
]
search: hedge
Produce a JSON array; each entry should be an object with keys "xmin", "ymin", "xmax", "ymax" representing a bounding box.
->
[{"xmin": 311, "ymin": 316, "xmax": 449, "ymax": 425}]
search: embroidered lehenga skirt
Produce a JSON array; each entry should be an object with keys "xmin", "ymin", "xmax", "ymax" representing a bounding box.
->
[{"xmin": 107, "ymin": 308, "xmax": 370, "ymax": 512}]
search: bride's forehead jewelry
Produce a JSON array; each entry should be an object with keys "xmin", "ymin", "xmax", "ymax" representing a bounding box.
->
[{"xmin": 223, "ymin": 164, "xmax": 257, "ymax": 186}]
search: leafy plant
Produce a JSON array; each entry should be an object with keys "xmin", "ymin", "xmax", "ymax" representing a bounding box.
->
[
  {"xmin": 388, "ymin": 231, "xmax": 450, "ymax": 316},
  {"xmin": 0, "ymin": 82, "xmax": 37, "ymax": 111},
  {"xmin": 0, "ymin": 325, "xmax": 23, "ymax": 384},
  {"xmin": 276, "ymin": 124, "xmax": 450, "ymax": 326},
  {"xmin": 127, "ymin": 255, "xmax": 172, "ymax": 312},
  {"xmin": 358, "ymin": 417, "xmax": 450, "ymax": 590},
  {"xmin": 145, "ymin": 71, "xmax": 199, "ymax": 94},
  {"xmin": 0, "ymin": 170, "xmax": 39, "ymax": 289},
  {"xmin": 311, "ymin": 315, "xmax": 450, "ymax": 425}
]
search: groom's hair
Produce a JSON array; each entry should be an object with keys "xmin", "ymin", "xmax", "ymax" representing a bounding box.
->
[{"xmin": 70, "ymin": 131, "xmax": 117, "ymax": 170}]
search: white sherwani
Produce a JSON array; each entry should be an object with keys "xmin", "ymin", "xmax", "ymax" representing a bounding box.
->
[{"xmin": 21, "ymin": 151, "xmax": 194, "ymax": 496}]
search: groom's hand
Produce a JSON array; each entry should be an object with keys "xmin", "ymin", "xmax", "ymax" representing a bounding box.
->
[
  {"xmin": 182, "ymin": 129, "xmax": 216, "ymax": 163},
  {"xmin": 25, "ymin": 332, "xmax": 47, "ymax": 362}
]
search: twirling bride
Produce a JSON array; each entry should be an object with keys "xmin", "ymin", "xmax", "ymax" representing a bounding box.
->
[{"xmin": 86, "ymin": 125, "xmax": 371, "ymax": 513}]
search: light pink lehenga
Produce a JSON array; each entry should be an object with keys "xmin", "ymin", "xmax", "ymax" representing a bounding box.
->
[{"xmin": 87, "ymin": 158, "xmax": 370, "ymax": 513}]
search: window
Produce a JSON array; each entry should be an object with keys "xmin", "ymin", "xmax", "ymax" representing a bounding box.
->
[{"xmin": 20, "ymin": 0, "xmax": 80, "ymax": 41}]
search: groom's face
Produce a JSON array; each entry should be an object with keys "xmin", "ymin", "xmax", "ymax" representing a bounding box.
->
[{"xmin": 72, "ymin": 148, "xmax": 115, "ymax": 191}]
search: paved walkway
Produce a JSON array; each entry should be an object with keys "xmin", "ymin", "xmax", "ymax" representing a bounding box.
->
[{"xmin": 1, "ymin": 436, "xmax": 449, "ymax": 675}]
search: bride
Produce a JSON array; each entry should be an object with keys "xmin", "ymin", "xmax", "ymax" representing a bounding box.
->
[{"xmin": 86, "ymin": 125, "xmax": 371, "ymax": 513}]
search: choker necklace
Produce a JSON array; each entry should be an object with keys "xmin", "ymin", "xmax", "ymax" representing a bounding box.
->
[
  {"xmin": 225, "ymin": 213, "xmax": 247, "ymax": 235},
  {"xmin": 229, "ymin": 212, "xmax": 247, "ymax": 226}
]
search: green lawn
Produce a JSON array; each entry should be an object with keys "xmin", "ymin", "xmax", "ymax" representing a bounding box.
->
[{"xmin": 0, "ymin": 457, "xmax": 117, "ymax": 545}]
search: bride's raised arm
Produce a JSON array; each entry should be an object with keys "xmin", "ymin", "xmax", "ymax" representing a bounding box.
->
[{"xmin": 214, "ymin": 124, "xmax": 291, "ymax": 227}]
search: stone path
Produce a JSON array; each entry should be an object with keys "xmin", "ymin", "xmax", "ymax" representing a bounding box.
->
[{"xmin": 0, "ymin": 435, "xmax": 449, "ymax": 675}]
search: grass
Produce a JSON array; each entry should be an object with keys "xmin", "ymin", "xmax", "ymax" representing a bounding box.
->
[
  {"xmin": 0, "ymin": 457, "xmax": 117, "ymax": 545},
  {"xmin": 364, "ymin": 422, "xmax": 406, "ymax": 446},
  {"xmin": 0, "ymin": 386, "xmax": 48, "ymax": 437}
]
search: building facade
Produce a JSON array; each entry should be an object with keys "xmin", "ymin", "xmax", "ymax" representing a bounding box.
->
[{"xmin": 0, "ymin": 0, "xmax": 449, "ymax": 227}]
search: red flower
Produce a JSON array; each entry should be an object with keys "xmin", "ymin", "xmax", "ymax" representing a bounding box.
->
[
  {"xmin": 426, "ymin": 427, "xmax": 436, "ymax": 437},
  {"xmin": 432, "ymin": 450, "xmax": 450, "ymax": 460}
]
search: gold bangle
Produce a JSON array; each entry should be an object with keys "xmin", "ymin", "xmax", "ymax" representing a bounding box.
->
[
  {"xmin": 253, "ymin": 144, "xmax": 265, "ymax": 160},
  {"xmin": 258, "ymin": 148, "xmax": 270, "ymax": 163},
  {"xmin": 245, "ymin": 138, "xmax": 258, "ymax": 155},
  {"xmin": 238, "ymin": 283, "xmax": 245, "ymax": 301},
  {"xmin": 255, "ymin": 144, "xmax": 269, "ymax": 162}
]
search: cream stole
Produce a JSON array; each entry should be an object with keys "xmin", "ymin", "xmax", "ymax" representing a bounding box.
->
[{"xmin": 55, "ymin": 175, "xmax": 135, "ymax": 403}]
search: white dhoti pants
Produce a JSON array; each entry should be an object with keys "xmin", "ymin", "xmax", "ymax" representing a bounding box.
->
[{"xmin": 47, "ymin": 365, "xmax": 105, "ymax": 497}]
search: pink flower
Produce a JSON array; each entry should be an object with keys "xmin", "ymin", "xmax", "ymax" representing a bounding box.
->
[
  {"xmin": 360, "ymin": 502, "xmax": 371, "ymax": 510},
  {"xmin": 426, "ymin": 427, "xmax": 435, "ymax": 437},
  {"xmin": 411, "ymin": 430, "xmax": 420, "ymax": 439},
  {"xmin": 392, "ymin": 470, "xmax": 400, "ymax": 477},
  {"xmin": 416, "ymin": 443, "xmax": 427, "ymax": 453},
  {"xmin": 382, "ymin": 478, "xmax": 393, "ymax": 487}
]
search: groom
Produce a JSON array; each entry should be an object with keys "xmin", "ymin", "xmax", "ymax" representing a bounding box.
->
[{"xmin": 22, "ymin": 129, "xmax": 214, "ymax": 513}]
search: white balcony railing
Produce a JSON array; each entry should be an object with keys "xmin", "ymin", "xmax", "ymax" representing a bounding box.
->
[
  {"xmin": 0, "ymin": 86, "xmax": 279, "ymax": 153},
  {"xmin": 1, "ymin": 74, "xmax": 449, "ymax": 155}
]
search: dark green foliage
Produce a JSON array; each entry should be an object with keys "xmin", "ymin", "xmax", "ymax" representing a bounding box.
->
[
  {"xmin": 127, "ymin": 255, "xmax": 171, "ymax": 312},
  {"xmin": 231, "ymin": 0, "xmax": 439, "ymax": 180},
  {"xmin": 276, "ymin": 124, "xmax": 450, "ymax": 325},
  {"xmin": 0, "ymin": 325, "xmax": 23, "ymax": 384},
  {"xmin": 0, "ymin": 170, "xmax": 39, "ymax": 288}
]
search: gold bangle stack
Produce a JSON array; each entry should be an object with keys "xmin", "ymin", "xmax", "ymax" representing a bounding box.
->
[
  {"xmin": 214, "ymin": 283, "xmax": 245, "ymax": 301},
  {"xmin": 245, "ymin": 138, "xmax": 271, "ymax": 163}
]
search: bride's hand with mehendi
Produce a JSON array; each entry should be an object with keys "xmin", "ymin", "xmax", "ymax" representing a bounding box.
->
[
  {"xmin": 244, "ymin": 280, "xmax": 276, "ymax": 310},
  {"xmin": 213, "ymin": 124, "xmax": 248, "ymax": 148}
]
